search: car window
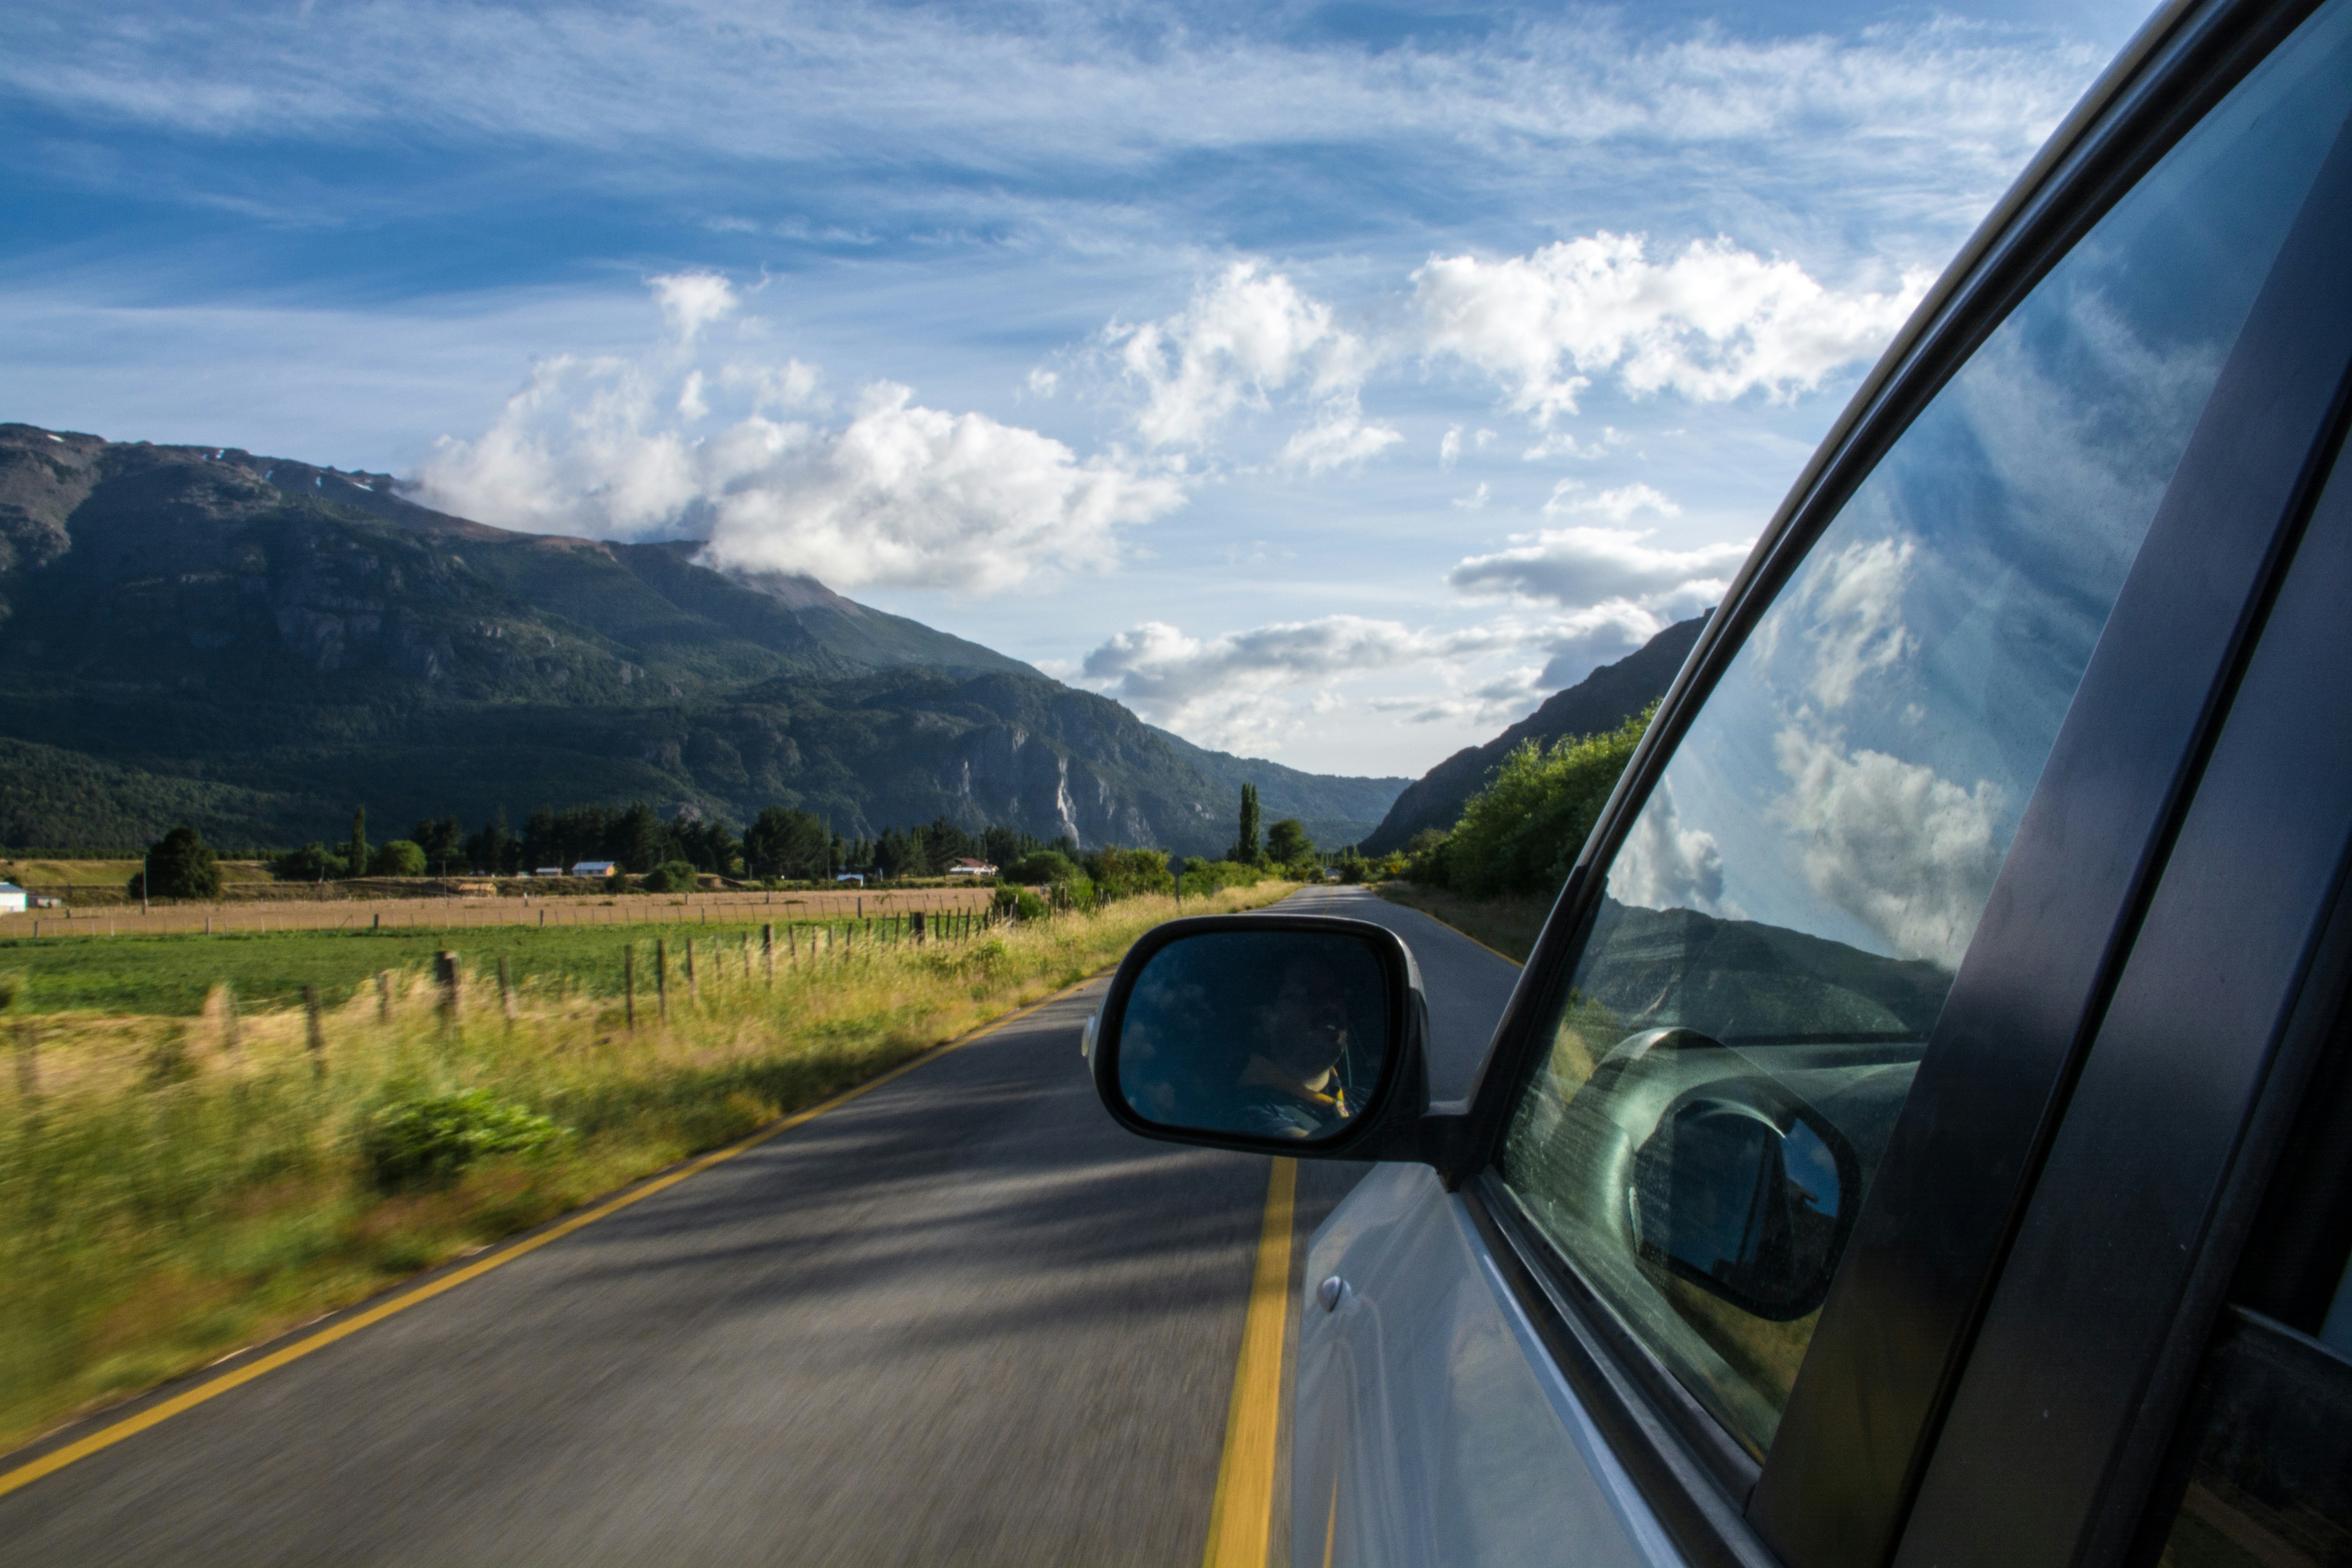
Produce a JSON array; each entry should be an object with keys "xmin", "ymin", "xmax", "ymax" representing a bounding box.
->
[
  {"xmin": 2141, "ymin": 1012, "xmax": 2352, "ymax": 1568},
  {"xmin": 1497, "ymin": 0, "xmax": 2352, "ymax": 1465}
]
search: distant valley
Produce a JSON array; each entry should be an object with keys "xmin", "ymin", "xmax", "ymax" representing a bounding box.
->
[{"xmin": 0, "ymin": 424, "xmax": 1406, "ymax": 855}]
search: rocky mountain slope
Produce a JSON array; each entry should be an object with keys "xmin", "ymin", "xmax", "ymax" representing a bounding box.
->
[
  {"xmin": 0, "ymin": 424, "xmax": 1405, "ymax": 853},
  {"xmin": 1359, "ymin": 614, "xmax": 1707, "ymax": 855}
]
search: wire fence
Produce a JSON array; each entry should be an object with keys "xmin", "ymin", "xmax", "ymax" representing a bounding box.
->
[{"xmin": 0, "ymin": 885, "xmax": 998, "ymax": 941}]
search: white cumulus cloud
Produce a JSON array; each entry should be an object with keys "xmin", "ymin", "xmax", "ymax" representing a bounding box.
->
[
  {"xmin": 418, "ymin": 274, "xmax": 1184, "ymax": 594},
  {"xmin": 1109, "ymin": 260, "xmax": 1396, "ymax": 472},
  {"xmin": 1771, "ymin": 727, "xmax": 2005, "ymax": 969},
  {"xmin": 1610, "ymin": 780, "xmax": 1733, "ymax": 917},
  {"xmin": 1416, "ymin": 232, "xmax": 1931, "ymax": 428}
]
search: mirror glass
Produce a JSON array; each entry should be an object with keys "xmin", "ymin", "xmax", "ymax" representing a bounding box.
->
[
  {"xmin": 1114, "ymin": 931, "xmax": 1393, "ymax": 1142},
  {"xmin": 1631, "ymin": 1092, "xmax": 1851, "ymax": 1321}
]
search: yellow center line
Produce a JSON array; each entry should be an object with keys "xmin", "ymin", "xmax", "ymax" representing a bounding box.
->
[
  {"xmin": 0, "ymin": 978, "xmax": 1103, "ymax": 1501},
  {"xmin": 1202, "ymin": 1156, "xmax": 1296, "ymax": 1568}
]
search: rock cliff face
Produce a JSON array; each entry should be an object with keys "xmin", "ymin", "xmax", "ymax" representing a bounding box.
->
[
  {"xmin": 1359, "ymin": 615, "xmax": 1708, "ymax": 855},
  {"xmin": 0, "ymin": 424, "xmax": 1405, "ymax": 853}
]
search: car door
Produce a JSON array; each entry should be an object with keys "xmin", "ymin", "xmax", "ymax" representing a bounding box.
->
[{"xmin": 1294, "ymin": 1, "xmax": 2352, "ymax": 1563}]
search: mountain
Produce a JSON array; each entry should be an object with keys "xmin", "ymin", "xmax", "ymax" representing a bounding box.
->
[
  {"xmin": 1358, "ymin": 615, "xmax": 1708, "ymax": 855},
  {"xmin": 0, "ymin": 424, "xmax": 1406, "ymax": 854}
]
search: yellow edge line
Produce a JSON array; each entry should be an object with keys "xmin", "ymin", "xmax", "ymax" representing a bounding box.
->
[
  {"xmin": 1454, "ymin": 929, "xmax": 1525, "ymax": 969},
  {"xmin": 1202, "ymin": 1156, "xmax": 1296, "ymax": 1568},
  {"xmin": 0, "ymin": 978, "xmax": 1101, "ymax": 1501}
]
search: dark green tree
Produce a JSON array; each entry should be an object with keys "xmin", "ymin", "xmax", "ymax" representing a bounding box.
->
[
  {"xmin": 372, "ymin": 840, "xmax": 428, "ymax": 877},
  {"xmin": 744, "ymin": 806, "xmax": 829, "ymax": 879},
  {"xmin": 981, "ymin": 825, "xmax": 1038, "ymax": 869},
  {"xmin": 412, "ymin": 815, "xmax": 466, "ymax": 875},
  {"xmin": 1232, "ymin": 782, "xmax": 1261, "ymax": 863},
  {"xmin": 134, "ymin": 825, "xmax": 223, "ymax": 900},
  {"xmin": 1265, "ymin": 818, "xmax": 1312, "ymax": 866},
  {"xmin": 465, "ymin": 810, "xmax": 520, "ymax": 876},
  {"xmin": 273, "ymin": 842, "xmax": 348, "ymax": 882},
  {"xmin": 348, "ymin": 806, "xmax": 368, "ymax": 883},
  {"xmin": 612, "ymin": 801, "xmax": 670, "ymax": 873}
]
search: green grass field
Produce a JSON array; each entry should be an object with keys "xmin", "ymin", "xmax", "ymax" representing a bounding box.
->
[{"xmin": 0, "ymin": 912, "xmax": 971, "ymax": 1017}]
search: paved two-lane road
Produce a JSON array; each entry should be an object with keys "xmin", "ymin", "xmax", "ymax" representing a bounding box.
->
[{"xmin": 0, "ymin": 888, "xmax": 1523, "ymax": 1565}]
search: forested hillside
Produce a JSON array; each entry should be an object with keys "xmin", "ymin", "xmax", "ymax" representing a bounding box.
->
[{"xmin": 0, "ymin": 424, "xmax": 1404, "ymax": 853}]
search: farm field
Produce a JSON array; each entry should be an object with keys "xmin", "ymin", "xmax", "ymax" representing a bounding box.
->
[
  {"xmin": 0, "ymin": 903, "xmax": 989, "ymax": 1017},
  {"xmin": 0, "ymin": 881, "xmax": 993, "ymax": 941}
]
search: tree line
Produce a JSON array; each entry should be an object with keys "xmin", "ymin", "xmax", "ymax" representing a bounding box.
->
[{"xmin": 121, "ymin": 773, "xmax": 1364, "ymax": 902}]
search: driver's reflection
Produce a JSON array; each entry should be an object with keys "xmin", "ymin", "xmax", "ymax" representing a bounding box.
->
[{"xmin": 1235, "ymin": 959, "xmax": 1357, "ymax": 1139}]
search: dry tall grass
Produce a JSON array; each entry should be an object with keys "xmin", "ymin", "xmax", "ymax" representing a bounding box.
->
[{"xmin": 0, "ymin": 883, "xmax": 1292, "ymax": 1451}]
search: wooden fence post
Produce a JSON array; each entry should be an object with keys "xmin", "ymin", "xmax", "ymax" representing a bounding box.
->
[
  {"xmin": 912, "ymin": 910, "xmax": 927, "ymax": 944},
  {"xmin": 624, "ymin": 945, "xmax": 637, "ymax": 1030},
  {"xmin": 684, "ymin": 936, "xmax": 698, "ymax": 996},
  {"xmin": 435, "ymin": 951, "xmax": 462, "ymax": 1028},
  {"xmin": 377, "ymin": 970, "xmax": 393, "ymax": 1023},
  {"xmin": 762, "ymin": 924, "xmax": 775, "ymax": 986},
  {"xmin": 13, "ymin": 1019, "xmax": 36, "ymax": 1103},
  {"xmin": 656, "ymin": 938, "xmax": 669, "ymax": 1021},
  {"xmin": 304, "ymin": 985, "xmax": 327, "ymax": 1078}
]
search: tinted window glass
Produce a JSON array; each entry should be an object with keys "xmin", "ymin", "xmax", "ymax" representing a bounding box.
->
[
  {"xmin": 1499, "ymin": 1, "xmax": 2352, "ymax": 1463},
  {"xmin": 2145, "ymin": 990, "xmax": 2352, "ymax": 1567}
]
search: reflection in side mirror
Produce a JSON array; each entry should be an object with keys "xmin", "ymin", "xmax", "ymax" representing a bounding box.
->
[
  {"xmin": 1096, "ymin": 919, "xmax": 1408, "ymax": 1150},
  {"xmin": 1630, "ymin": 1089, "xmax": 1854, "ymax": 1321}
]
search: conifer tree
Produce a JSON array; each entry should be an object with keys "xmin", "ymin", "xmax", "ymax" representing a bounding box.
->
[{"xmin": 1233, "ymin": 782, "xmax": 1261, "ymax": 863}]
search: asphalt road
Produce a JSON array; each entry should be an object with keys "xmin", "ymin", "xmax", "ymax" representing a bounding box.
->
[{"xmin": 0, "ymin": 887, "xmax": 1524, "ymax": 1566}]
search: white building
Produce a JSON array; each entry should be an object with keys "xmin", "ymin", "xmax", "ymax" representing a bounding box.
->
[
  {"xmin": 946, "ymin": 858, "xmax": 998, "ymax": 878},
  {"xmin": 0, "ymin": 881, "xmax": 26, "ymax": 914}
]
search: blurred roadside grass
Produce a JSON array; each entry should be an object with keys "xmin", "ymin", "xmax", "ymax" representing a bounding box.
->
[
  {"xmin": 1372, "ymin": 881, "xmax": 1546, "ymax": 965},
  {"xmin": 0, "ymin": 882, "xmax": 1292, "ymax": 1454}
]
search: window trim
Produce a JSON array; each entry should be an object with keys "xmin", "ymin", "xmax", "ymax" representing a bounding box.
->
[
  {"xmin": 1891, "ymin": 319, "xmax": 2352, "ymax": 1565},
  {"xmin": 1426, "ymin": 5, "xmax": 2350, "ymax": 1567}
]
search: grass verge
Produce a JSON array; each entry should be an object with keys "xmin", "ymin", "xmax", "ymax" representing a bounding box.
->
[
  {"xmin": 1372, "ymin": 881, "xmax": 1548, "ymax": 964},
  {"xmin": 0, "ymin": 882, "xmax": 1294, "ymax": 1453}
]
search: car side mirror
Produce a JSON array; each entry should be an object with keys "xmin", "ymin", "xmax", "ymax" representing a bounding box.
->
[
  {"xmin": 1628, "ymin": 1068, "xmax": 1860, "ymax": 1322},
  {"xmin": 1089, "ymin": 915, "xmax": 1430, "ymax": 1159}
]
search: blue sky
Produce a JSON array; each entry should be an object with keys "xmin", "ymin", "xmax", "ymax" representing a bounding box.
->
[{"xmin": 0, "ymin": 0, "xmax": 2159, "ymax": 778}]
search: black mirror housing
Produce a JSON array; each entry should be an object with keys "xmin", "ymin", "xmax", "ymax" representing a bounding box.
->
[{"xmin": 1089, "ymin": 914, "xmax": 1432, "ymax": 1162}]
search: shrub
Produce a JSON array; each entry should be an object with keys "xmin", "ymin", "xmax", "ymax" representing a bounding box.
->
[
  {"xmin": 370, "ymin": 840, "xmax": 428, "ymax": 878},
  {"xmin": 361, "ymin": 1090, "xmax": 564, "ymax": 1192},
  {"xmin": 1178, "ymin": 858, "xmax": 1267, "ymax": 898},
  {"xmin": 272, "ymin": 842, "xmax": 349, "ymax": 882},
  {"xmin": 1082, "ymin": 846, "xmax": 1174, "ymax": 900},
  {"xmin": 1005, "ymin": 849, "xmax": 1078, "ymax": 884},
  {"xmin": 1443, "ymin": 705, "xmax": 1653, "ymax": 897},
  {"xmin": 641, "ymin": 860, "xmax": 700, "ymax": 893},
  {"xmin": 1402, "ymin": 828, "xmax": 1451, "ymax": 887}
]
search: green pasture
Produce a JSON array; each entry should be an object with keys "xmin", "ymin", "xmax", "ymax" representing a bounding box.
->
[{"xmin": 0, "ymin": 913, "xmax": 927, "ymax": 1018}]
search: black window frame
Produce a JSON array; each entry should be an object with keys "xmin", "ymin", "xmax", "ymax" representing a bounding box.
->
[
  {"xmin": 1429, "ymin": 2, "xmax": 2350, "ymax": 1565},
  {"xmin": 1891, "ymin": 305, "xmax": 2352, "ymax": 1568}
]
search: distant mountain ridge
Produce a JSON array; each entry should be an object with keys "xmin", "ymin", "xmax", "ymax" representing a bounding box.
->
[
  {"xmin": 1359, "ymin": 615, "xmax": 1707, "ymax": 855},
  {"xmin": 0, "ymin": 423, "xmax": 1405, "ymax": 854}
]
